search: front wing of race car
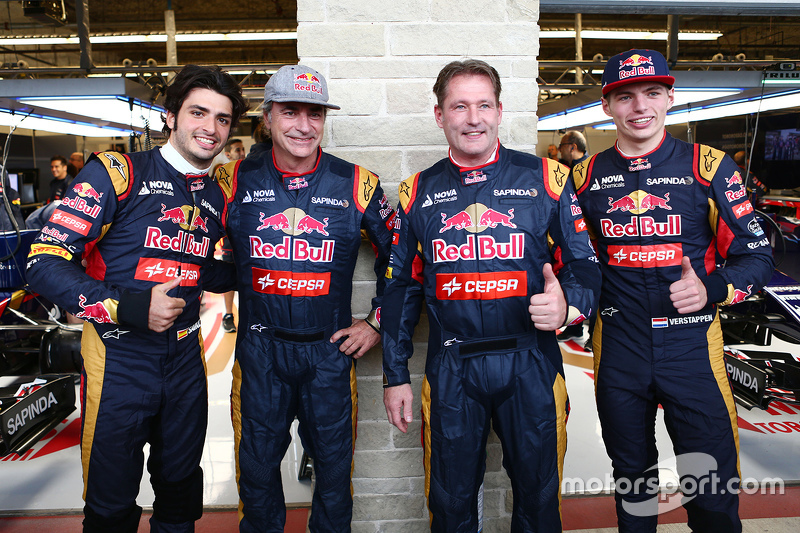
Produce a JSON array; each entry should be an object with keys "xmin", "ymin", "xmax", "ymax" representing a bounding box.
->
[
  {"xmin": 0, "ymin": 374, "xmax": 76, "ymax": 456},
  {"xmin": 722, "ymin": 270, "xmax": 800, "ymax": 410}
]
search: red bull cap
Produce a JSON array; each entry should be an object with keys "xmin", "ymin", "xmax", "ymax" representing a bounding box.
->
[
  {"xmin": 264, "ymin": 65, "xmax": 341, "ymax": 110},
  {"xmin": 601, "ymin": 49, "xmax": 675, "ymax": 96}
]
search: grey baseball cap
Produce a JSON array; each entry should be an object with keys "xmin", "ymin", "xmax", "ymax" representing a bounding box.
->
[{"xmin": 263, "ymin": 64, "xmax": 340, "ymax": 110}]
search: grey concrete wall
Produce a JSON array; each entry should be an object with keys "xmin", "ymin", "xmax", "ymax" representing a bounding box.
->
[{"xmin": 296, "ymin": 1, "xmax": 541, "ymax": 530}]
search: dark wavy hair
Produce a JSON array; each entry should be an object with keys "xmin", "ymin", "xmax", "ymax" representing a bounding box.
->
[
  {"xmin": 161, "ymin": 64, "xmax": 249, "ymax": 136},
  {"xmin": 433, "ymin": 59, "xmax": 502, "ymax": 107}
]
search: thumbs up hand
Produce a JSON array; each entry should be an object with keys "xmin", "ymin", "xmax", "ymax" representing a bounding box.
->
[
  {"xmin": 529, "ymin": 263, "xmax": 567, "ymax": 331},
  {"xmin": 148, "ymin": 276, "xmax": 186, "ymax": 332},
  {"xmin": 669, "ymin": 256, "xmax": 707, "ymax": 314}
]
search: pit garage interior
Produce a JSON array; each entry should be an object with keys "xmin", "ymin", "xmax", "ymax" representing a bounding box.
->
[{"xmin": 1, "ymin": 1, "xmax": 800, "ymax": 532}]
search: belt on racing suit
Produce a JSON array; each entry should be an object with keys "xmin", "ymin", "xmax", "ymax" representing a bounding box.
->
[
  {"xmin": 248, "ymin": 322, "xmax": 337, "ymax": 344},
  {"xmin": 441, "ymin": 331, "xmax": 539, "ymax": 358}
]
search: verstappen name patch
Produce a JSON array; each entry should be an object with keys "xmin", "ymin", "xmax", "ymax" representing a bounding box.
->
[
  {"xmin": 435, "ymin": 271, "xmax": 527, "ymax": 300},
  {"xmin": 134, "ymin": 258, "xmax": 201, "ymax": 286},
  {"xmin": 608, "ymin": 243, "xmax": 682, "ymax": 268},
  {"xmin": 251, "ymin": 268, "xmax": 330, "ymax": 297},
  {"xmin": 652, "ymin": 313, "xmax": 714, "ymax": 328}
]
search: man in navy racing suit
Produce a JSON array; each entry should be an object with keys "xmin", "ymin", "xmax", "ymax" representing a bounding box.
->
[
  {"xmin": 382, "ymin": 59, "xmax": 600, "ymax": 532},
  {"xmin": 572, "ymin": 49, "xmax": 774, "ymax": 532},
  {"xmin": 26, "ymin": 65, "xmax": 248, "ymax": 533},
  {"xmin": 215, "ymin": 65, "xmax": 395, "ymax": 532}
]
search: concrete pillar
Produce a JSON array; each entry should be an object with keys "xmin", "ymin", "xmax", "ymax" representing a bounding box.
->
[{"xmin": 295, "ymin": 1, "xmax": 540, "ymax": 530}]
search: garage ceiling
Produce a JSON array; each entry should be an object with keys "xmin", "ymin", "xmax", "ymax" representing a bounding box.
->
[
  {"xmin": 0, "ymin": 1, "xmax": 798, "ymax": 112},
  {"xmin": 0, "ymin": 2, "xmax": 797, "ymax": 70}
]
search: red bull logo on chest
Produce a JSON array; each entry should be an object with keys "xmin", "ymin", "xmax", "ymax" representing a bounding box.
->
[{"xmin": 607, "ymin": 190, "xmax": 671, "ymax": 215}]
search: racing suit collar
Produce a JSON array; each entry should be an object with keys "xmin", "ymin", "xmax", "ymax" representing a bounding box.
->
[
  {"xmin": 160, "ymin": 140, "xmax": 212, "ymax": 176},
  {"xmin": 273, "ymin": 147, "xmax": 322, "ymax": 191},
  {"xmin": 449, "ymin": 141, "xmax": 501, "ymax": 186},
  {"xmin": 613, "ymin": 130, "xmax": 671, "ymax": 172}
]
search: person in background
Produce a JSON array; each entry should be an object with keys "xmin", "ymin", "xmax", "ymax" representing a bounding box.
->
[
  {"xmin": 556, "ymin": 130, "xmax": 594, "ymax": 350},
  {"xmin": 572, "ymin": 48, "xmax": 774, "ymax": 533},
  {"xmin": 547, "ymin": 143, "xmax": 559, "ymax": 160},
  {"xmin": 68, "ymin": 151, "xmax": 85, "ymax": 178},
  {"xmin": 47, "ymin": 155, "xmax": 72, "ymax": 203},
  {"xmin": 733, "ymin": 150, "xmax": 767, "ymax": 204},
  {"xmin": 0, "ymin": 179, "xmax": 25, "ymax": 231}
]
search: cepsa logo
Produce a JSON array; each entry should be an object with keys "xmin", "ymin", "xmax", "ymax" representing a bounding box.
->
[
  {"xmin": 436, "ymin": 271, "xmax": 527, "ymax": 300},
  {"xmin": 134, "ymin": 258, "xmax": 201, "ymax": 286},
  {"xmin": 252, "ymin": 267, "xmax": 330, "ymax": 297},
  {"xmin": 50, "ymin": 209, "xmax": 92, "ymax": 236},
  {"xmin": 433, "ymin": 203, "xmax": 523, "ymax": 264},
  {"xmin": 608, "ymin": 243, "xmax": 683, "ymax": 268},
  {"xmin": 733, "ymin": 200, "xmax": 754, "ymax": 219}
]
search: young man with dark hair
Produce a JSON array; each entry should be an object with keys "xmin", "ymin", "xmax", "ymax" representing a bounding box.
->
[
  {"xmin": 215, "ymin": 64, "xmax": 395, "ymax": 532},
  {"xmin": 48, "ymin": 154, "xmax": 73, "ymax": 203},
  {"xmin": 572, "ymin": 49, "xmax": 774, "ymax": 532},
  {"xmin": 27, "ymin": 64, "xmax": 247, "ymax": 532},
  {"xmin": 382, "ymin": 59, "xmax": 599, "ymax": 532}
]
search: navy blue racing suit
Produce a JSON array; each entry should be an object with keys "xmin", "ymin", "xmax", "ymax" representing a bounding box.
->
[
  {"xmin": 26, "ymin": 149, "xmax": 233, "ymax": 532},
  {"xmin": 573, "ymin": 132, "xmax": 774, "ymax": 533},
  {"xmin": 216, "ymin": 147, "xmax": 394, "ymax": 532},
  {"xmin": 382, "ymin": 144, "xmax": 600, "ymax": 532}
]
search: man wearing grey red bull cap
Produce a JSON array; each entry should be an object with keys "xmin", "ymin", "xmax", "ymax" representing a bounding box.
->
[
  {"xmin": 571, "ymin": 48, "xmax": 774, "ymax": 532},
  {"xmin": 215, "ymin": 64, "xmax": 394, "ymax": 532},
  {"xmin": 382, "ymin": 59, "xmax": 600, "ymax": 532},
  {"xmin": 27, "ymin": 65, "xmax": 247, "ymax": 532}
]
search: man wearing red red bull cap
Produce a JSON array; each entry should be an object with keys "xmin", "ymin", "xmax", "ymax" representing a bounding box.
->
[
  {"xmin": 26, "ymin": 65, "xmax": 248, "ymax": 533},
  {"xmin": 572, "ymin": 48, "xmax": 774, "ymax": 533},
  {"xmin": 381, "ymin": 59, "xmax": 600, "ymax": 532},
  {"xmin": 215, "ymin": 64, "xmax": 395, "ymax": 532}
]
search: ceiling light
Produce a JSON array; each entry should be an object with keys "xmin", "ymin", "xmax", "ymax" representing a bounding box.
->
[
  {"xmin": 537, "ymin": 89, "xmax": 743, "ymax": 131},
  {"xmin": 665, "ymin": 89, "xmax": 800, "ymax": 125},
  {"xmin": 0, "ymin": 31, "xmax": 297, "ymax": 46},
  {"xmin": 593, "ymin": 89, "xmax": 800, "ymax": 129},
  {"xmin": 539, "ymin": 30, "xmax": 722, "ymax": 41},
  {"xmin": 18, "ymin": 96, "xmax": 165, "ymax": 131},
  {"xmin": 0, "ymin": 109, "xmax": 133, "ymax": 137}
]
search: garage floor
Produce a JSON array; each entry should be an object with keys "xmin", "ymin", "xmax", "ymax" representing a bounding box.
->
[{"xmin": 1, "ymin": 292, "xmax": 799, "ymax": 531}]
